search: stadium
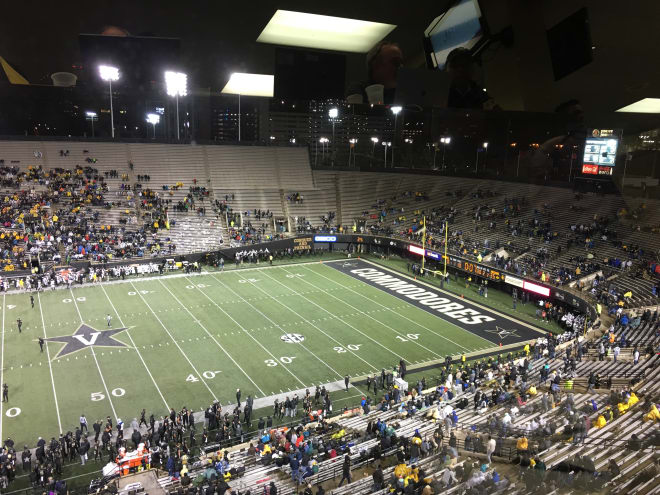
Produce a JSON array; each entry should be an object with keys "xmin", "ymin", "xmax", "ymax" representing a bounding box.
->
[{"xmin": 0, "ymin": 1, "xmax": 659, "ymax": 494}]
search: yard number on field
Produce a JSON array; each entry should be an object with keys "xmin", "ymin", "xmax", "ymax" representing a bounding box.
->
[
  {"xmin": 186, "ymin": 371, "xmax": 222, "ymax": 382},
  {"xmin": 91, "ymin": 388, "xmax": 125, "ymax": 401},
  {"xmin": 62, "ymin": 297, "xmax": 86, "ymax": 303},
  {"xmin": 5, "ymin": 407, "xmax": 20, "ymax": 417},
  {"xmin": 395, "ymin": 333, "xmax": 420, "ymax": 342},
  {"xmin": 185, "ymin": 284, "xmax": 209, "ymax": 289},
  {"xmin": 265, "ymin": 356, "xmax": 296, "ymax": 367},
  {"xmin": 285, "ymin": 273, "xmax": 304, "ymax": 278},
  {"xmin": 334, "ymin": 344, "xmax": 362, "ymax": 353},
  {"xmin": 238, "ymin": 279, "xmax": 259, "ymax": 283}
]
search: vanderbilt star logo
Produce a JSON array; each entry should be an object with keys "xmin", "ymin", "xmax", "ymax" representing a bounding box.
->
[
  {"xmin": 45, "ymin": 323, "xmax": 129, "ymax": 358},
  {"xmin": 485, "ymin": 326, "xmax": 520, "ymax": 340}
]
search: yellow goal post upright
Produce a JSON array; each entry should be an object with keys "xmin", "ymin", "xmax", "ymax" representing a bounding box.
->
[{"xmin": 419, "ymin": 217, "xmax": 449, "ymax": 280}]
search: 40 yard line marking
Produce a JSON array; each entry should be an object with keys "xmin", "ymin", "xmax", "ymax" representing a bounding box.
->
[
  {"xmin": 157, "ymin": 280, "xmax": 266, "ymax": 397},
  {"xmin": 99, "ymin": 285, "xmax": 170, "ymax": 411},
  {"xmin": 37, "ymin": 292, "xmax": 63, "ymax": 434},
  {"xmin": 69, "ymin": 289, "xmax": 119, "ymax": 421},
  {"xmin": 130, "ymin": 282, "xmax": 219, "ymax": 402},
  {"xmin": 184, "ymin": 276, "xmax": 306, "ymax": 390}
]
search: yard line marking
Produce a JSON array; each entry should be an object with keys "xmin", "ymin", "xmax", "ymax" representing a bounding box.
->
[
  {"xmin": 184, "ymin": 276, "xmax": 306, "ymax": 389},
  {"xmin": 218, "ymin": 272, "xmax": 371, "ymax": 376},
  {"xmin": 130, "ymin": 282, "xmax": 218, "ymax": 402},
  {"xmin": 100, "ymin": 285, "xmax": 170, "ymax": 411},
  {"xmin": 37, "ymin": 292, "xmax": 63, "ymax": 434},
  {"xmin": 231, "ymin": 273, "xmax": 390, "ymax": 371},
  {"xmin": 304, "ymin": 264, "xmax": 474, "ymax": 352},
  {"xmin": 262, "ymin": 269, "xmax": 408, "ymax": 361},
  {"xmin": 69, "ymin": 289, "xmax": 118, "ymax": 421},
  {"xmin": 0, "ymin": 294, "xmax": 4, "ymax": 441},
  {"xmin": 157, "ymin": 280, "xmax": 265, "ymax": 396}
]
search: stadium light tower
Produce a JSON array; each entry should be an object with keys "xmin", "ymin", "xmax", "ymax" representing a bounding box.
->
[
  {"xmin": 85, "ymin": 111, "xmax": 98, "ymax": 138},
  {"xmin": 390, "ymin": 106, "xmax": 402, "ymax": 167},
  {"xmin": 165, "ymin": 71, "xmax": 188, "ymax": 140},
  {"xmin": 146, "ymin": 113, "xmax": 160, "ymax": 139},
  {"xmin": 440, "ymin": 136, "xmax": 451, "ymax": 170},
  {"xmin": 329, "ymin": 107, "xmax": 338, "ymax": 166},
  {"xmin": 348, "ymin": 138, "xmax": 358, "ymax": 167},
  {"xmin": 98, "ymin": 65, "xmax": 119, "ymax": 138}
]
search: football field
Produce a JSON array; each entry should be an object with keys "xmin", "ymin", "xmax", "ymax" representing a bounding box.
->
[{"xmin": 0, "ymin": 258, "xmax": 542, "ymax": 446}]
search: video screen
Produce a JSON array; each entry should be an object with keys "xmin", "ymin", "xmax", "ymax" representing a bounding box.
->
[
  {"xmin": 424, "ymin": 0, "xmax": 484, "ymax": 70},
  {"xmin": 583, "ymin": 137, "xmax": 618, "ymax": 167}
]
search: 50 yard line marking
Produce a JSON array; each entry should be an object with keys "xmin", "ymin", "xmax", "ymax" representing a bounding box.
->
[
  {"xmin": 69, "ymin": 289, "xmax": 118, "ymax": 421},
  {"xmin": 99, "ymin": 285, "xmax": 170, "ymax": 411},
  {"xmin": 37, "ymin": 292, "xmax": 62, "ymax": 433},
  {"xmin": 157, "ymin": 280, "xmax": 266, "ymax": 397}
]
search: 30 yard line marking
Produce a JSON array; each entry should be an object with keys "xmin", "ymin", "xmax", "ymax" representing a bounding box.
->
[
  {"xmin": 184, "ymin": 276, "xmax": 306, "ymax": 389},
  {"xmin": 130, "ymin": 282, "xmax": 219, "ymax": 402},
  {"xmin": 99, "ymin": 285, "xmax": 170, "ymax": 411},
  {"xmin": 37, "ymin": 292, "xmax": 62, "ymax": 434},
  {"xmin": 69, "ymin": 289, "xmax": 118, "ymax": 421},
  {"xmin": 0, "ymin": 294, "xmax": 5, "ymax": 440},
  {"xmin": 305, "ymin": 264, "xmax": 476, "ymax": 352},
  {"xmin": 240, "ymin": 270, "xmax": 394, "ymax": 368},
  {"xmin": 157, "ymin": 280, "xmax": 266, "ymax": 397}
]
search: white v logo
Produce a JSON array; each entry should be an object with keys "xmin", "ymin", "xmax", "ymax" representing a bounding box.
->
[{"xmin": 73, "ymin": 332, "xmax": 101, "ymax": 346}]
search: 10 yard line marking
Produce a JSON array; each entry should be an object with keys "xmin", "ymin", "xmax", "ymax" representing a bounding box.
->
[
  {"xmin": 100, "ymin": 285, "xmax": 170, "ymax": 411},
  {"xmin": 130, "ymin": 282, "xmax": 219, "ymax": 402},
  {"xmin": 245, "ymin": 270, "xmax": 397, "ymax": 367},
  {"xmin": 184, "ymin": 276, "xmax": 306, "ymax": 390},
  {"xmin": 69, "ymin": 289, "xmax": 119, "ymax": 421},
  {"xmin": 37, "ymin": 292, "xmax": 63, "ymax": 434},
  {"xmin": 306, "ymin": 264, "xmax": 477, "ymax": 352},
  {"xmin": 157, "ymin": 280, "xmax": 266, "ymax": 397}
]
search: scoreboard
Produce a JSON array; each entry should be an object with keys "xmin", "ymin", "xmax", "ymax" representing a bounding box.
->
[{"xmin": 582, "ymin": 129, "xmax": 621, "ymax": 176}]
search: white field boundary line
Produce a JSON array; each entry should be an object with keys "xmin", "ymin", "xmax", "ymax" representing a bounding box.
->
[
  {"xmin": 0, "ymin": 294, "xmax": 4, "ymax": 440},
  {"xmin": 69, "ymin": 289, "xmax": 119, "ymax": 422},
  {"xmin": 253, "ymin": 268, "xmax": 406, "ymax": 364},
  {"xmin": 183, "ymin": 275, "xmax": 307, "ymax": 390},
  {"xmin": 37, "ymin": 292, "xmax": 63, "ymax": 433},
  {"xmin": 209, "ymin": 272, "xmax": 353, "ymax": 380},
  {"xmin": 2, "ymin": 259, "xmax": 328, "ymax": 296},
  {"xmin": 355, "ymin": 258, "xmax": 549, "ymax": 337},
  {"xmin": 99, "ymin": 285, "xmax": 170, "ymax": 411},
  {"xmin": 130, "ymin": 281, "xmax": 219, "ymax": 402},
  {"xmin": 306, "ymin": 263, "xmax": 483, "ymax": 351},
  {"xmin": 286, "ymin": 265, "xmax": 450, "ymax": 358},
  {"xmin": 156, "ymin": 280, "xmax": 266, "ymax": 397}
]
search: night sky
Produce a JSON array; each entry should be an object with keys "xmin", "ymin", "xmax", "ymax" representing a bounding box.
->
[{"xmin": 1, "ymin": 0, "xmax": 442, "ymax": 89}]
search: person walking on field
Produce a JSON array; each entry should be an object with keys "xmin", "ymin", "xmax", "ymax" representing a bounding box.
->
[
  {"xmin": 2, "ymin": 384, "xmax": 8, "ymax": 402},
  {"xmin": 344, "ymin": 375, "xmax": 350, "ymax": 392},
  {"xmin": 106, "ymin": 314, "xmax": 112, "ymax": 327}
]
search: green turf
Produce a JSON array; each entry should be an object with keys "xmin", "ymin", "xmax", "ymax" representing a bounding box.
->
[
  {"xmin": 1, "ymin": 258, "xmax": 500, "ymax": 447},
  {"xmin": 362, "ymin": 254, "xmax": 564, "ymax": 334}
]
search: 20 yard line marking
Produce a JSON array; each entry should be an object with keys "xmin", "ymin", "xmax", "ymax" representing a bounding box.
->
[
  {"xmin": 100, "ymin": 285, "xmax": 170, "ymax": 411},
  {"xmin": 157, "ymin": 280, "xmax": 266, "ymax": 397},
  {"xmin": 184, "ymin": 276, "xmax": 306, "ymax": 390},
  {"xmin": 37, "ymin": 292, "xmax": 63, "ymax": 434},
  {"xmin": 69, "ymin": 289, "xmax": 119, "ymax": 421},
  {"xmin": 130, "ymin": 282, "xmax": 219, "ymax": 402},
  {"xmin": 305, "ymin": 264, "xmax": 475, "ymax": 352},
  {"xmin": 247, "ymin": 270, "xmax": 400, "ymax": 365}
]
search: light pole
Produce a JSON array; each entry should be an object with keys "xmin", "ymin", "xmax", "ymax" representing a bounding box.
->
[
  {"xmin": 370, "ymin": 137, "xmax": 378, "ymax": 167},
  {"xmin": 85, "ymin": 111, "xmax": 98, "ymax": 138},
  {"xmin": 349, "ymin": 138, "xmax": 357, "ymax": 167},
  {"xmin": 441, "ymin": 137, "xmax": 451, "ymax": 170},
  {"xmin": 404, "ymin": 138, "xmax": 413, "ymax": 168},
  {"xmin": 329, "ymin": 108, "xmax": 338, "ymax": 166},
  {"xmin": 99, "ymin": 66, "xmax": 119, "ymax": 138},
  {"xmin": 146, "ymin": 113, "xmax": 160, "ymax": 139},
  {"xmin": 319, "ymin": 138, "xmax": 328, "ymax": 163},
  {"xmin": 165, "ymin": 71, "xmax": 187, "ymax": 141},
  {"xmin": 483, "ymin": 142, "xmax": 489, "ymax": 172},
  {"xmin": 382, "ymin": 141, "xmax": 391, "ymax": 167},
  {"xmin": 390, "ymin": 106, "xmax": 402, "ymax": 168}
]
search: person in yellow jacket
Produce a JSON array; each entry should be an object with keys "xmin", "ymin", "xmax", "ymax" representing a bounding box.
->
[
  {"xmin": 394, "ymin": 463, "xmax": 410, "ymax": 479},
  {"xmin": 644, "ymin": 404, "xmax": 660, "ymax": 422},
  {"xmin": 595, "ymin": 414, "xmax": 607, "ymax": 428},
  {"xmin": 516, "ymin": 436, "xmax": 528, "ymax": 453},
  {"xmin": 627, "ymin": 393, "xmax": 639, "ymax": 408}
]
